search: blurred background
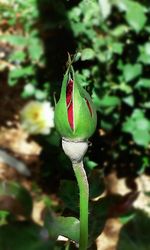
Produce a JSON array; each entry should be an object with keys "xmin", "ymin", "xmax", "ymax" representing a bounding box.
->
[{"xmin": 0, "ymin": 0, "xmax": 150, "ymax": 249}]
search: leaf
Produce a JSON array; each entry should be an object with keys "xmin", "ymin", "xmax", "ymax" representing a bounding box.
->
[
  {"xmin": 0, "ymin": 35, "xmax": 27, "ymax": 47},
  {"xmin": 141, "ymin": 102, "xmax": 150, "ymax": 109},
  {"xmin": 135, "ymin": 78, "xmax": 150, "ymax": 89},
  {"xmin": 44, "ymin": 211, "xmax": 80, "ymax": 243},
  {"xmin": 132, "ymin": 130, "xmax": 150, "ymax": 147},
  {"xmin": 0, "ymin": 181, "xmax": 33, "ymax": 218},
  {"xmin": 89, "ymin": 195, "xmax": 120, "ymax": 245},
  {"xmin": 117, "ymin": 210, "xmax": 150, "ymax": 250},
  {"xmin": 21, "ymin": 83, "xmax": 36, "ymax": 98},
  {"xmin": 124, "ymin": 0, "xmax": 147, "ymax": 32},
  {"xmin": 75, "ymin": 71, "xmax": 89, "ymax": 87},
  {"xmin": 0, "ymin": 210, "xmax": 10, "ymax": 225},
  {"xmin": 111, "ymin": 42, "xmax": 124, "ymax": 55},
  {"xmin": 93, "ymin": 93, "xmax": 120, "ymax": 108},
  {"xmin": 81, "ymin": 48, "xmax": 95, "ymax": 61},
  {"xmin": 8, "ymin": 66, "xmax": 34, "ymax": 86},
  {"xmin": 112, "ymin": 82, "xmax": 132, "ymax": 94},
  {"xmin": 100, "ymin": 95, "xmax": 121, "ymax": 107},
  {"xmin": 137, "ymin": 156, "xmax": 150, "ymax": 175},
  {"xmin": 123, "ymin": 64, "xmax": 142, "ymax": 82},
  {"xmin": 119, "ymin": 212, "xmax": 135, "ymax": 225},
  {"xmin": 9, "ymin": 50, "xmax": 26, "ymax": 63},
  {"xmin": 122, "ymin": 109, "xmax": 150, "ymax": 147},
  {"xmin": 28, "ymin": 37, "xmax": 43, "ymax": 62},
  {"xmin": 93, "ymin": 91, "xmax": 121, "ymax": 116},
  {"xmin": 0, "ymin": 222, "xmax": 54, "ymax": 250},
  {"xmin": 84, "ymin": 157, "xmax": 98, "ymax": 170},
  {"xmin": 123, "ymin": 95, "xmax": 134, "ymax": 107},
  {"xmin": 88, "ymin": 170, "xmax": 105, "ymax": 199},
  {"xmin": 59, "ymin": 180, "xmax": 79, "ymax": 212},
  {"xmin": 138, "ymin": 43, "xmax": 150, "ymax": 65},
  {"xmin": 111, "ymin": 25, "xmax": 129, "ymax": 37},
  {"xmin": 35, "ymin": 89, "xmax": 47, "ymax": 100}
]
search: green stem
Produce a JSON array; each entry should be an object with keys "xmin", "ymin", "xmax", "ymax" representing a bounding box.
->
[
  {"xmin": 72, "ymin": 161, "xmax": 89, "ymax": 250},
  {"xmin": 65, "ymin": 241, "xmax": 70, "ymax": 250}
]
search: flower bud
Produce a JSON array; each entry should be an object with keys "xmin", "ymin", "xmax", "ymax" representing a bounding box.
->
[{"xmin": 54, "ymin": 65, "xmax": 97, "ymax": 140}]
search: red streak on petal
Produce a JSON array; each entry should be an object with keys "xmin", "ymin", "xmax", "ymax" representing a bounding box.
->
[
  {"xmin": 85, "ymin": 98, "xmax": 92, "ymax": 116},
  {"xmin": 66, "ymin": 79, "xmax": 74, "ymax": 129}
]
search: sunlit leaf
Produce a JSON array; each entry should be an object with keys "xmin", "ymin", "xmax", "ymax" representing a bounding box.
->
[
  {"xmin": 122, "ymin": 109, "xmax": 150, "ymax": 146},
  {"xmin": 138, "ymin": 43, "xmax": 150, "ymax": 64},
  {"xmin": 123, "ymin": 64, "xmax": 142, "ymax": 82},
  {"xmin": 135, "ymin": 79, "xmax": 150, "ymax": 89},
  {"xmin": 122, "ymin": 0, "xmax": 147, "ymax": 32},
  {"xmin": 81, "ymin": 48, "xmax": 95, "ymax": 61}
]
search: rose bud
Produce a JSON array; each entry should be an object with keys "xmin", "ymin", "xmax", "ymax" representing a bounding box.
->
[{"xmin": 54, "ymin": 65, "xmax": 97, "ymax": 140}]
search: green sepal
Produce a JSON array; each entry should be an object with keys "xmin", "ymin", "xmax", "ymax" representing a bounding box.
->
[
  {"xmin": 54, "ymin": 64, "xmax": 97, "ymax": 140},
  {"xmin": 73, "ymin": 72, "xmax": 97, "ymax": 139},
  {"xmin": 54, "ymin": 70, "xmax": 73, "ymax": 138}
]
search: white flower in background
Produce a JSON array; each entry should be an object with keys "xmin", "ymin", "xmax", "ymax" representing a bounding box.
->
[
  {"xmin": 20, "ymin": 101, "xmax": 54, "ymax": 135},
  {"xmin": 0, "ymin": 0, "xmax": 9, "ymax": 4}
]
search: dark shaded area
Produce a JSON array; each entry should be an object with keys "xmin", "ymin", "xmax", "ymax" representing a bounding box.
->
[
  {"xmin": 0, "ymin": 72, "xmax": 25, "ymax": 127},
  {"xmin": 36, "ymin": 0, "xmax": 77, "ymax": 89},
  {"xmin": 117, "ymin": 209, "xmax": 150, "ymax": 250}
]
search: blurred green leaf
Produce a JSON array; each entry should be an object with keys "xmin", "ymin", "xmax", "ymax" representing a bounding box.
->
[
  {"xmin": 35, "ymin": 89, "xmax": 47, "ymax": 100},
  {"xmin": 59, "ymin": 180, "xmax": 79, "ymax": 212},
  {"xmin": 119, "ymin": 212, "xmax": 135, "ymax": 225},
  {"xmin": 111, "ymin": 25, "xmax": 129, "ymax": 37},
  {"xmin": 123, "ymin": 0, "xmax": 147, "ymax": 32},
  {"xmin": 112, "ymin": 82, "xmax": 132, "ymax": 94},
  {"xmin": 89, "ymin": 195, "xmax": 120, "ymax": 246},
  {"xmin": 123, "ymin": 95, "xmax": 135, "ymax": 107},
  {"xmin": 21, "ymin": 83, "xmax": 36, "ymax": 98},
  {"xmin": 141, "ymin": 102, "xmax": 150, "ymax": 109},
  {"xmin": 123, "ymin": 64, "xmax": 142, "ymax": 82},
  {"xmin": 88, "ymin": 171, "xmax": 105, "ymax": 199},
  {"xmin": 0, "ymin": 210, "xmax": 10, "ymax": 225},
  {"xmin": 122, "ymin": 109, "xmax": 150, "ymax": 146},
  {"xmin": 81, "ymin": 48, "xmax": 95, "ymax": 61},
  {"xmin": 84, "ymin": 157, "xmax": 98, "ymax": 170},
  {"xmin": 117, "ymin": 210, "xmax": 150, "ymax": 250},
  {"xmin": 0, "ymin": 181, "xmax": 33, "ymax": 218},
  {"xmin": 0, "ymin": 222, "xmax": 54, "ymax": 250},
  {"xmin": 75, "ymin": 71, "xmax": 89, "ymax": 87},
  {"xmin": 8, "ymin": 66, "xmax": 34, "ymax": 86},
  {"xmin": 93, "ymin": 92, "xmax": 120, "ymax": 110},
  {"xmin": 137, "ymin": 156, "xmax": 150, "ymax": 175},
  {"xmin": 0, "ymin": 35, "xmax": 27, "ymax": 46},
  {"xmin": 135, "ymin": 78, "xmax": 150, "ymax": 89},
  {"xmin": 111, "ymin": 42, "xmax": 124, "ymax": 55},
  {"xmin": 138, "ymin": 43, "xmax": 150, "ymax": 64},
  {"xmin": 132, "ymin": 130, "xmax": 150, "ymax": 147},
  {"xmin": 28, "ymin": 37, "xmax": 43, "ymax": 62},
  {"xmin": 9, "ymin": 50, "xmax": 26, "ymax": 63},
  {"xmin": 45, "ymin": 211, "xmax": 80, "ymax": 243}
]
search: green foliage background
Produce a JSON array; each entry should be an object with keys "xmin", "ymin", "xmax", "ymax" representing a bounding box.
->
[
  {"xmin": 0, "ymin": 0, "xmax": 150, "ymax": 249},
  {"xmin": 1, "ymin": 0, "xmax": 150, "ymax": 173}
]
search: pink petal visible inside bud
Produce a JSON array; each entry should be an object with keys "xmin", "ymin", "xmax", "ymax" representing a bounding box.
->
[
  {"xmin": 66, "ymin": 79, "xmax": 74, "ymax": 129},
  {"xmin": 85, "ymin": 98, "xmax": 92, "ymax": 116}
]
